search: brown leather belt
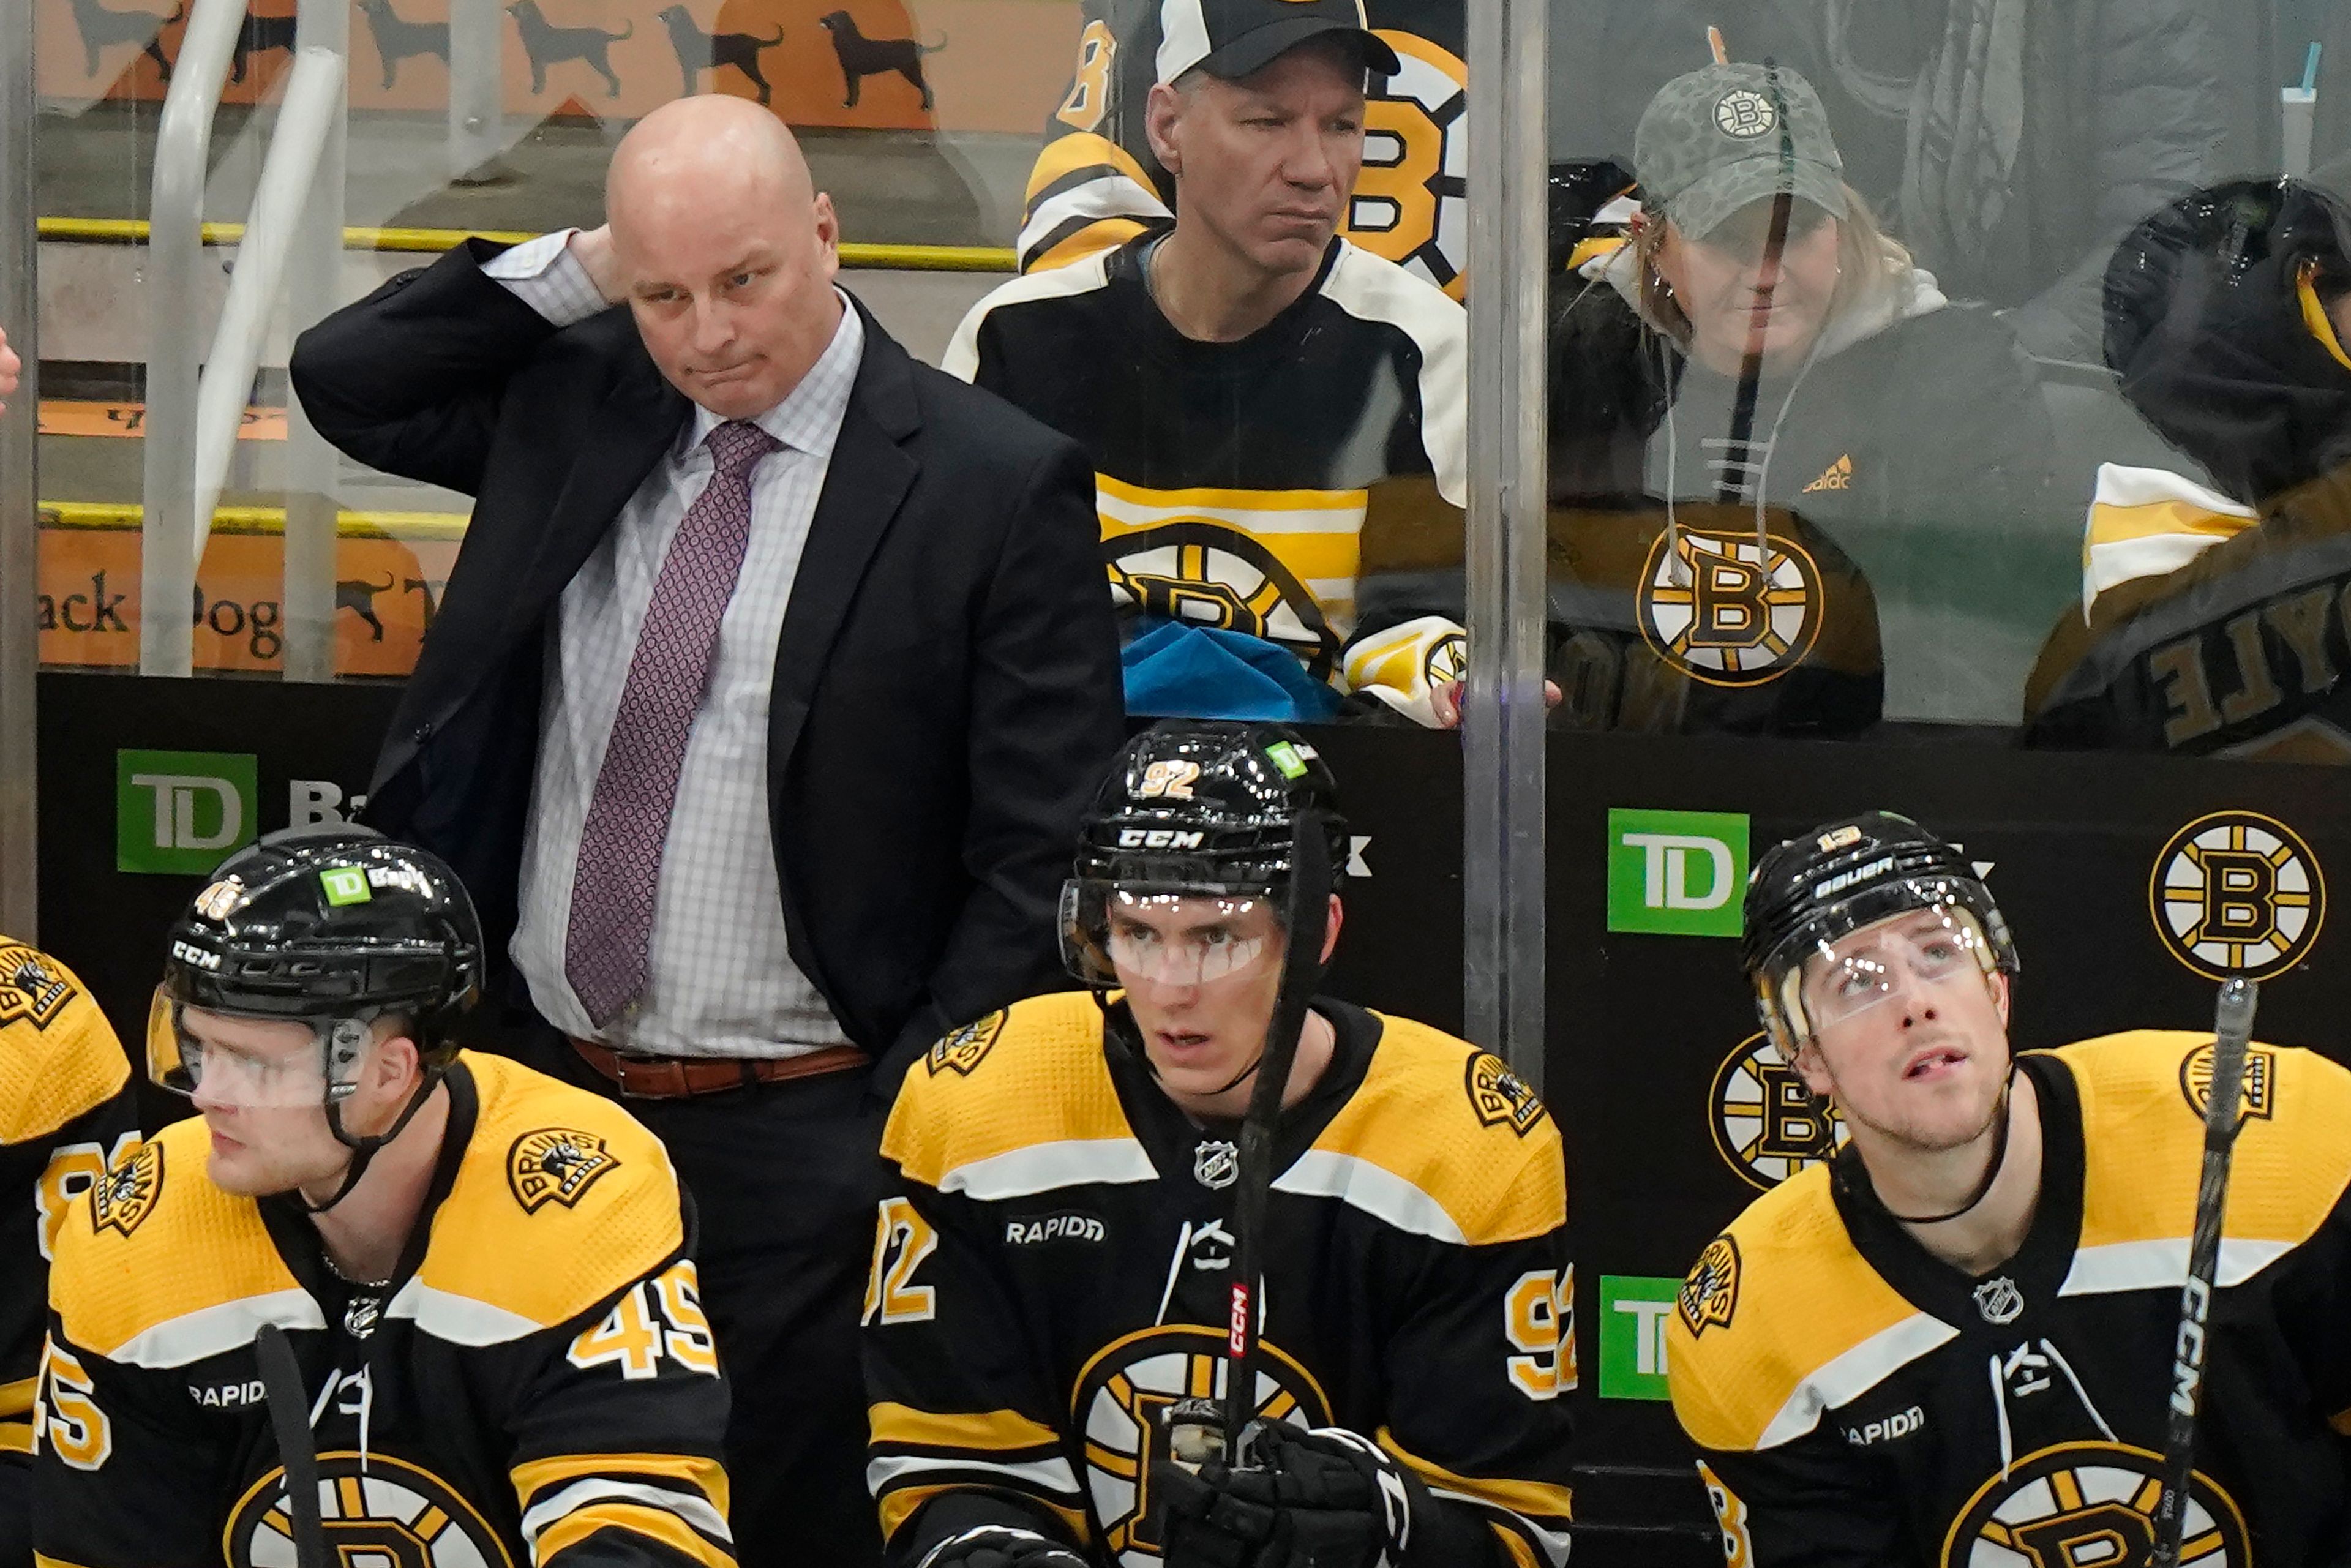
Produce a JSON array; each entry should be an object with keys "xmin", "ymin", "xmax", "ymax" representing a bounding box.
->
[{"xmin": 569, "ymin": 1037, "xmax": 869, "ymax": 1099}]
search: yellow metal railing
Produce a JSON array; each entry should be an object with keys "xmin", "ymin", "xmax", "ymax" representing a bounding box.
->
[{"xmin": 38, "ymin": 217, "xmax": 1017, "ymax": 272}]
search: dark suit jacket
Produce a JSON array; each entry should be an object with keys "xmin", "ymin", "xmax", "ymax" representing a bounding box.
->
[{"xmin": 290, "ymin": 240, "xmax": 1124, "ymax": 1082}]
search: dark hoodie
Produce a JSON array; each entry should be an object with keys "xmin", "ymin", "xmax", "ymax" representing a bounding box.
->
[{"xmin": 2026, "ymin": 172, "xmax": 2351, "ymax": 760}]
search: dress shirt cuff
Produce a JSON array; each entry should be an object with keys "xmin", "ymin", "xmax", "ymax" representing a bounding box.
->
[{"xmin": 481, "ymin": 229, "xmax": 610, "ymax": 328}]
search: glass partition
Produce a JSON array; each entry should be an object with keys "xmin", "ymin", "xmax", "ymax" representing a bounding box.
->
[{"xmin": 1539, "ymin": 1, "xmax": 2350, "ymax": 759}]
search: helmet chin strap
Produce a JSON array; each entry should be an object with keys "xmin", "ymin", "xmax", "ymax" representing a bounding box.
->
[
  {"xmin": 1096, "ymin": 994, "xmax": 1266, "ymax": 1098},
  {"xmin": 301, "ymin": 1066, "xmax": 446, "ymax": 1217},
  {"xmin": 1872, "ymin": 1059, "xmax": 2019, "ymax": 1227}
]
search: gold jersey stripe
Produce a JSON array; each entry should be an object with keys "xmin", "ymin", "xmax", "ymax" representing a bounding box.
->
[
  {"xmin": 1023, "ymin": 132, "xmax": 1159, "ymax": 206},
  {"xmin": 1097, "ymin": 473, "xmax": 1370, "ymax": 519},
  {"xmin": 37, "ymin": 1555, "xmax": 103, "ymax": 1568},
  {"xmin": 0, "ymin": 940, "xmax": 129, "ymax": 1146},
  {"xmin": 512, "ymin": 1452, "xmax": 730, "ymax": 1521},
  {"xmin": 868, "ymin": 1402, "xmax": 1060, "ymax": 1454},
  {"xmin": 2057, "ymin": 1033, "xmax": 2351, "ymax": 1253},
  {"xmin": 534, "ymin": 1501, "xmax": 732, "ymax": 1568},
  {"xmin": 1491, "ymin": 1525, "xmax": 1541, "ymax": 1568},
  {"xmin": 2300, "ymin": 263, "xmax": 2351, "ymax": 374},
  {"xmin": 0, "ymin": 1417, "xmax": 31, "ymax": 1457},
  {"xmin": 1665, "ymin": 1161, "xmax": 1930, "ymax": 1455},
  {"xmin": 1027, "ymin": 220, "xmax": 1150, "ymax": 276},
  {"xmin": 405, "ymin": 1052, "xmax": 685, "ymax": 1337},
  {"xmin": 1300, "ymin": 1015, "xmax": 1566, "ymax": 1245},
  {"xmin": 2329, "ymin": 1403, "xmax": 2351, "ymax": 1438},
  {"xmin": 0, "ymin": 1374, "xmax": 34, "ymax": 1419},
  {"xmin": 882, "ymin": 994, "xmax": 1138, "ymax": 1189},
  {"xmin": 1376, "ymin": 1427, "xmax": 1574, "ymax": 1521},
  {"xmin": 1098, "ymin": 516, "xmax": 1367, "ymax": 581}
]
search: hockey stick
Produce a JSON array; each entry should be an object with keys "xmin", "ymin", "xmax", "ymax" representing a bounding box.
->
[
  {"xmin": 1221, "ymin": 811, "xmax": 1334, "ymax": 1457},
  {"xmin": 255, "ymin": 1323, "xmax": 328, "ymax": 1568},
  {"xmin": 2148, "ymin": 975, "xmax": 2259, "ymax": 1568}
]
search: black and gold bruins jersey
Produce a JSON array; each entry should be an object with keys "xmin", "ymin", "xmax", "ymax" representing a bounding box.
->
[
  {"xmin": 0, "ymin": 939, "xmax": 135, "ymax": 1558},
  {"xmin": 863, "ymin": 991, "xmax": 1574, "ymax": 1568},
  {"xmin": 34, "ymin": 1051, "xmax": 732, "ymax": 1568},
  {"xmin": 1666, "ymin": 1033, "xmax": 2351, "ymax": 1568},
  {"xmin": 945, "ymin": 235, "xmax": 1464, "ymax": 683},
  {"xmin": 1018, "ymin": 0, "xmax": 1466, "ymax": 296}
]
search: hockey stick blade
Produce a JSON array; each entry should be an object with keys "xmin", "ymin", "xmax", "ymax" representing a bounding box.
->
[
  {"xmin": 2148, "ymin": 975, "xmax": 2257, "ymax": 1568},
  {"xmin": 1222, "ymin": 810, "xmax": 1332, "ymax": 1452},
  {"xmin": 255, "ymin": 1322, "xmax": 327, "ymax": 1568}
]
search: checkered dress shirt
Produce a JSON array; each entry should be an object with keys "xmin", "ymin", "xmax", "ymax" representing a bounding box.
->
[{"xmin": 488, "ymin": 231, "xmax": 864, "ymax": 1057}]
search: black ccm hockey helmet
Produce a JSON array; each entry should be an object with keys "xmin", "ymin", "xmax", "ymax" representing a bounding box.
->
[
  {"xmin": 1060, "ymin": 721, "xmax": 1348, "ymax": 987},
  {"xmin": 1741, "ymin": 811, "xmax": 2017, "ymax": 1052},
  {"xmin": 151, "ymin": 824, "xmax": 484, "ymax": 1105}
]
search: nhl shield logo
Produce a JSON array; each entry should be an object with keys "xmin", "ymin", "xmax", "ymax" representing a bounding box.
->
[
  {"xmin": 926, "ymin": 1010, "xmax": 1007, "ymax": 1077},
  {"xmin": 1638, "ymin": 527, "xmax": 1824, "ymax": 688},
  {"xmin": 0, "ymin": 946, "xmax": 74, "ymax": 1031},
  {"xmin": 506, "ymin": 1128, "xmax": 619, "ymax": 1213},
  {"xmin": 1679, "ymin": 1235, "xmax": 1741, "ymax": 1337},
  {"xmin": 90, "ymin": 1142, "xmax": 163, "ymax": 1239},
  {"xmin": 1971, "ymin": 1276, "xmax": 2024, "ymax": 1326},
  {"xmin": 1193, "ymin": 1140, "xmax": 1240, "ymax": 1191},
  {"xmin": 2148, "ymin": 811, "xmax": 2324, "ymax": 981},
  {"xmin": 1466, "ymin": 1054, "xmax": 1547, "ymax": 1136}
]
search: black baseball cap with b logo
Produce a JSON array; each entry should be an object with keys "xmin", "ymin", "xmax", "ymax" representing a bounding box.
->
[{"xmin": 1153, "ymin": 0, "xmax": 1400, "ymax": 86}]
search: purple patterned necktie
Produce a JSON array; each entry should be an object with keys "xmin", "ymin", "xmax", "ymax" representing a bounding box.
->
[{"xmin": 565, "ymin": 419, "xmax": 781, "ymax": 1029}]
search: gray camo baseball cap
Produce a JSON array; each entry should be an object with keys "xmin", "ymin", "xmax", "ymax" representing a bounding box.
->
[{"xmin": 1635, "ymin": 62, "xmax": 1848, "ymax": 242}]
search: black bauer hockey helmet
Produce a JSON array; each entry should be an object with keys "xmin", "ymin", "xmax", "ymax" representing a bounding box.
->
[
  {"xmin": 1060, "ymin": 720, "xmax": 1348, "ymax": 987},
  {"xmin": 1741, "ymin": 811, "xmax": 2017, "ymax": 1052},
  {"xmin": 151, "ymin": 823, "xmax": 484, "ymax": 1098}
]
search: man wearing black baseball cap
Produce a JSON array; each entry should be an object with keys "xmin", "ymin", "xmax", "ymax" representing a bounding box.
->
[{"xmin": 945, "ymin": 0, "xmax": 1465, "ymax": 721}]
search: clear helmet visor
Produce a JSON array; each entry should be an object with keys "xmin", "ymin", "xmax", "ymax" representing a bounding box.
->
[
  {"xmin": 1778, "ymin": 902, "xmax": 2000, "ymax": 1038},
  {"xmin": 147, "ymin": 989, "xmax": 372, "ymax": 1108},
  {"xmin": 1060, "ymin": 880, "xmax": 1283, "ymax": 991}
]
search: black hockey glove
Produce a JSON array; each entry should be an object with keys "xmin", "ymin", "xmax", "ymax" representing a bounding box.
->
[
  {"xmin": 1154, "ymin": 1422, "xmax": 1426, "ymax": 1568},
  {"xmin": 914, "ymin": 1525, "xmax": 1091, "ymax": 1568}
]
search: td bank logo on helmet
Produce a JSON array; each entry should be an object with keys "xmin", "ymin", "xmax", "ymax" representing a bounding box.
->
[{"xmin": 1607, "ymin": 808, "xmax": 1750, "ymax": 937}]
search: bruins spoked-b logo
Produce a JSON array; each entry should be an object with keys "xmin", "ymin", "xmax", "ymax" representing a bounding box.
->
[
  {"xmin": 1711, "ymin": 1032, "xmax": 1847, "ymax": 1190},
  {"xmin": 1072, "ymin": 1326, "xmax": 1331, "ymax": 1566},
  {"xmin": 1466, "ymin": 1053, "xmax": 1547, "ymax": 1136},
  {"xmin": 1940, "ymin": 1441, "xmax": 2248, "ymax": 1568},
  {"xmin": 90, "ymin": 1142, "xmax": 163, "ymax": 1239},
  {"xmin": 2148, "ymin": 811, "xmax": 2325, "ymax": 981},
  {"xmin": 926, "ymin": 1010, "xmax": 1007, "ymax": 1078},
  {"xmin": 1105, "ymin": 523, "xmax": 1343, "ymax": 677},
  {"xmin": 1638, "ymin": 527, "xmax": 1823, "ymax": 688},
  {"xmin": 225, "ymin": 1452, "xmax": 513, "ymax": 1568},
  {"xmin": 506, "ymin": 1128, "xmax": 618, "ymax": 1213}
]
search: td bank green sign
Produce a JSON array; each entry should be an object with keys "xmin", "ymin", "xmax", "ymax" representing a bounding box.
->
[
  {"xmin": 1605, "ymin": 808, "xmax": 1749, "ymax": 937},
  {"xmin": 1597, "ymin": 1274, "xmax": 1681, "ymax": 1401},
  {"xmin": 116, "ymin": 749, "xmax": 258, "ymax": 875}
]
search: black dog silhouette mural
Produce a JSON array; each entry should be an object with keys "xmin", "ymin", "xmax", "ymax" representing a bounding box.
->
[
  {"xmin": 817, "ymin": 10, "xmax": 943, "ymax": 110},
  {"xmin": 354, "ymin": 0, "xmax": 449, "ymax": 86},
  {"xmin": 507, "ymin": 0, "xmax": 631, "ymax": 97},
  {"xmin": 64, "ymin": 0, "xmax": 181, "ymax": 83},
  {"xmin": 655, "ymin": 5, "xmax": 782, "ymax": 103}
]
